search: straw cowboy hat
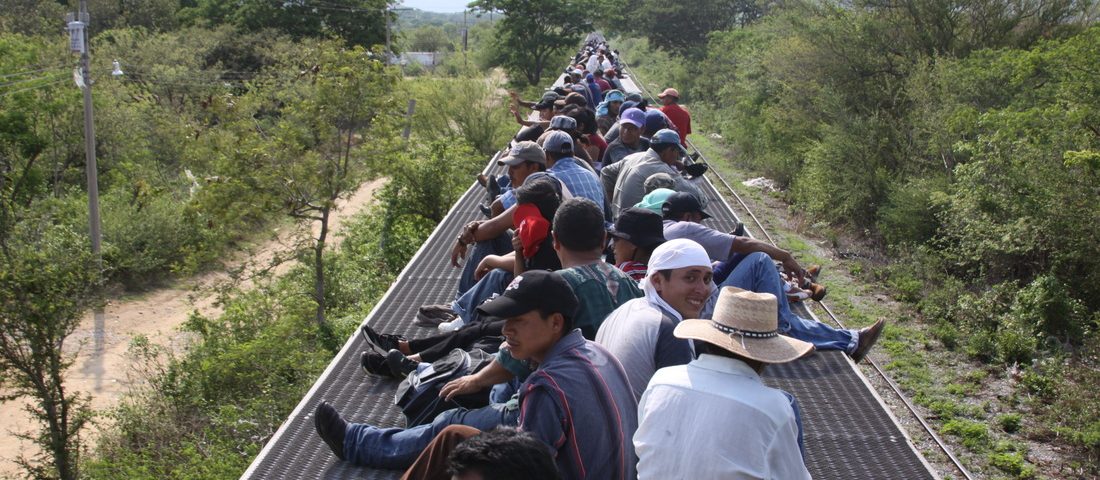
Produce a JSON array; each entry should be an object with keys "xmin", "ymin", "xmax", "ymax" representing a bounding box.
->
[{"xmin": 675, "ymin": 287, "xmax": 814, "ymax": 363}]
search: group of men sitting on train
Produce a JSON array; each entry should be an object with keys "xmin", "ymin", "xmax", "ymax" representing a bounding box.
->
[{"xmin": 312, "ymin": 39, "xmax": 886, "ymax": 479}]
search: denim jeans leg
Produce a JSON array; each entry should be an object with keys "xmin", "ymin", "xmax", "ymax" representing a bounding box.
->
[
  {"xmin": 452, "ymin": 269, "xmax": 514, "ymax": 324},
  {"xmin": 716, "ymin": 252, "xmax": 855, "ymax": 351},
  {"xmin": 457, "ymin": 234, "xmax": 514, "ymax": 297},
  {"xmin": 343, "ymin": 404, "xmax": 519, "ymax": 469}
]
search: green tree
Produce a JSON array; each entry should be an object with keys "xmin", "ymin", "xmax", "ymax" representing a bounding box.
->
[
  {"xmin": 470, "ymin": 0, "xmax": 592, "ymax": 85},
  {"xmin": 625, "ymin": 0, "xmax": 766, "ymax": 56},
  {"xmin": 258, "ymin": 42, "xmax": 400, "ymax": 335},
  {"xmin": 180, "ymin": 0, "xmax": 391, "ymax": 48},
  {"xmin": 0, "ymin": 224, "xmax": 101, "ymax": 480},
  {"xmin": 406, "ymin": 25, "xmax": 454, "ymax": 52}
]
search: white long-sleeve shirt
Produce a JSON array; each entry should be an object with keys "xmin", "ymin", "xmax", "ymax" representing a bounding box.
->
[{"xmin": 635, "ymin": 354, "xmax": 812, "ymax": 479}]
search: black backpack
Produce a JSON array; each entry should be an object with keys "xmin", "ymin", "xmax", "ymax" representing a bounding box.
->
[{"xmin": 394, "ymin": 347, "xmax": 494, "ymax": 427}]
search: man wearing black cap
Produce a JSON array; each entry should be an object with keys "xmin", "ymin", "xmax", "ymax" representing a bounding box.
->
[
  {"xmin": 315, "ymin": 271, "xmax": 638, "ymax": 480},
  {"xmin": 661, "ymin": 191, "xmax": 886, "ymax": 363},
  {"xmin": 607, "ymin": 207, "xmax": 667, "ymax": 282}
]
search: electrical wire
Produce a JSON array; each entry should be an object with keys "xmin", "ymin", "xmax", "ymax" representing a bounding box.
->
[
  {"xmin": 0, "ymin": 78, "xmax": 70, "ymax": 99},
  {"xmin": 0, "ymin": 64, "xmax": 70, "ymax": 80},
  {"xmin": 0, "ymin": 72, "xmax": 69, "ymax": 89}
]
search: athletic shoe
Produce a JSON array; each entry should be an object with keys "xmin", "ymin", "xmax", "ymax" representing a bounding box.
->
[
  {"xmin": 437, "ymin": 317, "xmax": 467, "ymax": 332},
  {"xmin": 314, "ymin": 401, "xmax": 347, "ymax": 460},
  {"xmin": 360, "ymin": 351, "xmax": 393, "ymax": 377},
  {"xmin": 386, "ymin": 349, "xmax": 419, "ymax": 378},
  {"xmin": 359, "ymin": 324, "xmax": 404, "ymax": 353}
]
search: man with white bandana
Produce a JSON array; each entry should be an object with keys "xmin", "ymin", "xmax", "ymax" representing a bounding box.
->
[{"xmin": 596, "ymin": 239, "xmax": 711, "ymax": 399}]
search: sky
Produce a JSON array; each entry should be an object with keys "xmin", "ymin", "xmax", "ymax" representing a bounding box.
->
[{"xmin": 398, "ymin": 0, "xmax": 471, "ymax": 13}]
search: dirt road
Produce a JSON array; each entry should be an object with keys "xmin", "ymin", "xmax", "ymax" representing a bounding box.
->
[{"xmin": 0, "ymin": 178, "xmax": 385, "ymax": 477}]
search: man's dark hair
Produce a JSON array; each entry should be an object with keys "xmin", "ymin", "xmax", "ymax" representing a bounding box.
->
[
  {"xmin": 695, "ymin": 341, "xmax": 767, "ymax": 373},
  {"xmin": 552, "ymin": 197, "xmax": 605, "ymax": 252},
  {"xmin": 661, "ymin": 210, "xmax": 692, "ymax": 221},
  {"xmin": 548, "ymin": 149, "xmax": 573, "ymax": 162},
  {"xmin": 514, "ymin": 176, "xmax": 561, "ymax": 222},
  {"xmin": 447, "ymin": 427, "xmax": 561, "ymax": 480},
  {"xmin": 561, "ymin": 104, "xmax": 598, "ymax": 135},
  {"xmin": 539, "ymin": 306, "xmax": 574, "ymax": 338},
  {"xmin": 652, "ymin": 142, "xmax": 680, "ymax": 155}
]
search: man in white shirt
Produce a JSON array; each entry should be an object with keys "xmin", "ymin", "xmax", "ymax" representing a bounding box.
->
[{"xmin": 635, "ymin": 287, "xmax": 816, "ymax": 479}]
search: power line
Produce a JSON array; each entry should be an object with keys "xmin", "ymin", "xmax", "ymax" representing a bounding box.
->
[
  {"xmin": 0, "ymin": 64, "xmax": 70, "ymax": 80},
  {"xmin": 0, "ymin": 78, "xmax": 69, "ymax": 99},
  {"xmin": 0, "ymin": 72, "xmax": 68, "ymax": 89}
]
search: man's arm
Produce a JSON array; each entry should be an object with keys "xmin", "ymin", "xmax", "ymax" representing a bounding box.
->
[
  {"xmin": 601, "ymin": 159, "xmax": 625, "ymax": 205},
  {"xmin": 729, "ymin": 236, "xmax": 803, "ymax": 284},
  {"xmin": 518, "ymin": 383, "xmax": 566, "ymax": 454},
  {"xmin": 439, "ymin": 359, "xmax": 515, "ymax": 401}
]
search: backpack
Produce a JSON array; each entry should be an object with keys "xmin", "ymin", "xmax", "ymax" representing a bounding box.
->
[{"xmin": 394, "ymin": 347, "xmax": 494, "ymax": 427}]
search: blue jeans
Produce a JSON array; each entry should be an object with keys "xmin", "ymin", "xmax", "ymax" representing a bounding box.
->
[
  {"xmin": 343, "ymin": 403, "xmax": 519, "ymax": 469},
  {"xmin": 715, "ymin": 252, "xmax": 857, "ymax": 352},
  {"xmin": 452, "ymin": 268, "xmax": 514, "ymax": 325},
  {"xmin": 457, "ymin": 235, "xmax": 513, "ymax": 296}
]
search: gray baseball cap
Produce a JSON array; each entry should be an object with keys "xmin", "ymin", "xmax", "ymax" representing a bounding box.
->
[
  {"xmin": 498, "ymin": 141, "xmax": 547, "ymax": 166},
  {"xmin": 542, "ymin": 130, "xmax": 574, "ymax": 154}
]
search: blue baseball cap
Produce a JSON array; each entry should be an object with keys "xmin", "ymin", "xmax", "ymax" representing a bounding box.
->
[
  {"xmin": 605, "ymin": 90, "xmax": 625, "ymax": 102},
  {"xmin": 620, "ymin": 108, "xmax": 645, "ymax": 128},
  {"xmin": 543, "ymin": 130, "xmax": 574, "ymax": 154},
  {"xmin": 651, "ymin": 128, "xmax": 687, "ymax": 155},
  {"xmin": 644, "ymin": 110, "xmax": 669, "ymax": 136}
]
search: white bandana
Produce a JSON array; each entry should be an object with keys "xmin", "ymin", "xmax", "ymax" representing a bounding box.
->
[{"xmin": 640, "ymin": 238, "xmax": 715, "ymax": 321}]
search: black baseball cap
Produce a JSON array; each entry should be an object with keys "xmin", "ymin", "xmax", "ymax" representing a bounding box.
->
[
  {"xmin": 661, "ymin": 191, "xmax": 712, "ymax": 220},
  {"xmin": 477, "ymin": 270, "xmax": 579, "ymax": 320},
  {"xmin": 608, "ymin": 208, "xmax": 666, "ymax": 250}
]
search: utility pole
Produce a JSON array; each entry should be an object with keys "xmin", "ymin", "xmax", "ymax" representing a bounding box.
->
[
  {"xmin": 69, "ymin": 0, "xmax": 106, "ymax": 386},
  {"xmin": 68, "ymin": 0, "xmax": 102, "ymax": 266}
]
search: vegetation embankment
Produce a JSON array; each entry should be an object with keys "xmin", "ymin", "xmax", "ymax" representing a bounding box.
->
[
  {"xmin": 2, "ymin": 4, "xmax": 514, "ymax": 478},
  {"xmin": 605, "ymin": 1, "xmax": 1099, "ymax": 477}
]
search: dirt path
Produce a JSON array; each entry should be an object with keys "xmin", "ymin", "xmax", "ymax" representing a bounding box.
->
[{"xmin": 0, "ymin": 178, "xmax": 385, "ymax": 477}]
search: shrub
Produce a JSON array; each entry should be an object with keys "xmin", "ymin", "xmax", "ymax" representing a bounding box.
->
[
  {"xmin": 943, "ymin": 419, "xmax": 990, "ymax": 450},
  {"xmin": 998, "ymin": 413, "xmax": 1023, "ymax": 434},
  {"xmin": 100, "ymin": 189, "xmax": 213, "ymax": 288}
]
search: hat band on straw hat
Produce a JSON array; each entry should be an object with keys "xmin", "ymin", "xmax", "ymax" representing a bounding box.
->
[{"xmin": 712, "ymin": 322, "xmax": 778, "ymax": 339}]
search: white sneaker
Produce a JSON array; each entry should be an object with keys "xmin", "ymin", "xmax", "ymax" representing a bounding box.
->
[{"xmin": 437, "ymin": 317, "xmax": 466, "ymax": 332}]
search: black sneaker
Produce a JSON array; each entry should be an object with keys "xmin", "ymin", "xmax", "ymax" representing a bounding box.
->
[
  {"xmin": 479, "ymin": 203, "xmax": 492, "ymax": 218},
  {"xmin": 683, "ymin": 163, "xmax": 708, "ymax": 179},
  {"xmin": 386, "ymin": 349, "xmax": 419, "ymax": 378},
  {"xmin": 359, "ymin": 324, "xmax": 404, "ymax": 353},
  {"xmin": 314, "ymin": 401, "xmax": 348, "ymax": 460},
  {"xmin": 732, "ymin": 221, "xmax": 746, "ymax": 237},
  {"xmin": 360, "ymin": 351, "xmax": 393, "ymax": 377}
]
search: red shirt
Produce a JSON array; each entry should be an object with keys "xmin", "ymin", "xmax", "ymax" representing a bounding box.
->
[
  {"xmin": 660, "ymin": 103, "xmax": 692, "ymax": 146},
  {"xmin": 587, "ymin": 133, "xmax": 608, "ymax": 165},
  {"xmin": 595, "ymin": 77, "xmax": 612, "ymax": 93}
]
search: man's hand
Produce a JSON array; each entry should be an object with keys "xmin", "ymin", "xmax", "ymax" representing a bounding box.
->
[
  {"xmin": 475, "ymin": 255, "xmax": 507, "ymax": 281},
  {"xmin": 780, "ymin": 255, "xmax": 805, "ymax": 287},
  {"xmin": 511, "ymin": 231, "xmax": 523, "ymax": 254},
  {"xmin": 440, "ymin": 374, "xmax": 484, "ymax": 402},
  {"xmin": 450, "ymin": 240, "xmax": 468, "ymax": 268}
]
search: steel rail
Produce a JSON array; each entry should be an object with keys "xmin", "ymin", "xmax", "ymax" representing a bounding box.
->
[{"xmin": 620, "ymin": 60, "xmax": 976, "ymax": 480}]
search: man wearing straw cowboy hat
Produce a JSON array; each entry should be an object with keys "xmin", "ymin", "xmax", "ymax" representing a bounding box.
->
[{"xmin": 634, "ymin": 286, "xmax": 814, "ymax": 479}]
